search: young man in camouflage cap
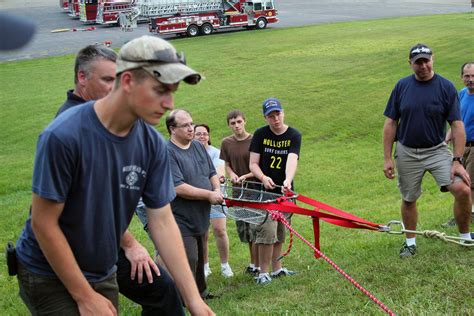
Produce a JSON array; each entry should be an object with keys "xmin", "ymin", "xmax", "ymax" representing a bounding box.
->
[{"xmin": 15, "ymin": 35, "xmax": 214, "ymax": 315}]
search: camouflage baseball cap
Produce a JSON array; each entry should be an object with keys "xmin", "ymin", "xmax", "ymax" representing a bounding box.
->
[{"xmin": 116, "ymin": 35, "xmax": 201, "ymax": 85}]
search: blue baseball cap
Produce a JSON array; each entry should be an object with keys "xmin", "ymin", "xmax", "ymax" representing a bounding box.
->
[{"xmin": 262, "ymin": 98, "xmax": 283, "ymax": 116}]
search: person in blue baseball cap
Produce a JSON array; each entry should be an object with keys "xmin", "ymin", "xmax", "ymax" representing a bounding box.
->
[
  {"xmin": 0, "ymin": 12, "xmax": 36, "ymax": 51},
  {"xmin": 249, "ymin": 97, "xmax": 302, "ymax": 285}
]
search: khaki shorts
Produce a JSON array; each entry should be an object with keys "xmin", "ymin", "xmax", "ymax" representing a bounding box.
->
[
  {"xmin": 236, "ymin": 220, "xmax": 256, "ymax": 243},
  {"xmin": 395, "ymin": 142, "xmax": 461, "ymax": 202},
  {"xmin": 463, "ymin": 145, "xmax": 474, "ymax": 189},
  {"xmin": 253, "ymin": 217, "xmax": 287, "ymax": 245}
]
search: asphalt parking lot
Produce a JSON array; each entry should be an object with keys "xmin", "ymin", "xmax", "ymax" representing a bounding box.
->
[{"xmin": 0, "ymin": 0, "xmax": 471, "ymax": 61}]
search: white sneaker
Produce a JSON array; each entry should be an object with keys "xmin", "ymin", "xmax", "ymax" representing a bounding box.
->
[
  {"xmin": 221, "ymin": 263, "xmax": 234, "ymax": 278},
  {"xmin": 204, "ymin": 264, "xmax": 212, "ymax": 279},
  {"xmin": 255, "ymin": 273, "xmax": 272, "ymax": 285}
]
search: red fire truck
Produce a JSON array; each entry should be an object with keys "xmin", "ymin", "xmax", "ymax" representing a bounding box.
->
[
  {"xmin": 59, "ymin": 0, "xmax": 69, "ymax": 10},
  {"xmin": 146, "ymin": 0, "xmax": 277, "ymax": 36},
  {"xmin": 68, "ymin": 0, "xmax": 80, "ymax": 17},
  {"xmin": 79, "ymin": 0, "xmax": 99, "ymax": 23},
  {"xmin": 96, "ymin": 0, "xmax": 136, "ymax": 25}
]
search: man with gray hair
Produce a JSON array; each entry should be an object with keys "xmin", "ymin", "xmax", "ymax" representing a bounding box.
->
[
  {"xmin": 56, "ymin": 44, "xmax": 117, "ymax": 116},
  {"xmin": 15, "ymin": 36, "xmax": 214, "ymax": 315}
]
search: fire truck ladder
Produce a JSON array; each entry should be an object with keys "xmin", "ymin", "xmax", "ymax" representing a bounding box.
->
[{"xmin": 138, "ymin": 0, "xmax": 223, "ymax": 18}]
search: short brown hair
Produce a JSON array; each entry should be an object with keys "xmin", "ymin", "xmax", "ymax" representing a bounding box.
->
[
  {"xmin": 114, "ymin": 68, "xmax": 150, "ymax": 88},
  {"xmin": 226, "ymin": 109, "xmax": 246, "ymax": 124}
]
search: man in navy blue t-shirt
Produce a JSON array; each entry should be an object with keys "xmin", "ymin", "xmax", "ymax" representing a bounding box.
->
[
  {"xmin": 15, "ymin": 36, "xmax": 215, "ymax": 315},
  {"xmin": 383, "ymin": 43, "xmax": 473, "ymax": 258},
  {"xmin": 55, "ymin": 43, "xmax": 185, "ymax": 315}
]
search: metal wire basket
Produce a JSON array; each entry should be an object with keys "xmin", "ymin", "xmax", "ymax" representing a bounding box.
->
[{"xmin": 220, "ymin": 180, "xmax": 296, "ymax": 225}]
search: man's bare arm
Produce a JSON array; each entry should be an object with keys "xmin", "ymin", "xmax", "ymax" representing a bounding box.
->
[
  {"xmin": 250, "ymin": 152, "xmax": 275, "ymax": 189},
  {"xmin": 382, "ymin": 118, "xmax": 397, "ymax": 179},
  {"xmin": 283, "ymin": 153, "xmax": 299, "ymax": 191}
]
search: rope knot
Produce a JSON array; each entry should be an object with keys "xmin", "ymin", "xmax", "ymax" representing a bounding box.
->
[{"xmin": 422, "ymin": 230, "xmax": 448, "ymax": 241}]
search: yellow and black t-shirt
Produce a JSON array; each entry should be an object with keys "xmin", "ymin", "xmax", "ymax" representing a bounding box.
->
[{"xmin": 249, "ymin": 125, "xmax": 301, "ymax": 190}]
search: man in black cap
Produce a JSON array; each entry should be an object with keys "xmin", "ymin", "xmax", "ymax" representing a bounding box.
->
[{"xmin": 383, "ymin": 43, "xmax": 473, "ymax": 258}]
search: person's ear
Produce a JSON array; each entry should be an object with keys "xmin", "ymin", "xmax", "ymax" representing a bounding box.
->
[
  {"xmin": 119, "ymin": 71, "xmax": 134, "ymax": 93},
  {"xmin": 77, "ymin": 70, "xmax": 88, "ymax": 86}
]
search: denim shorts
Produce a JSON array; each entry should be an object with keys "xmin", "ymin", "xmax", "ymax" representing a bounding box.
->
[{"xmin": 210, "ymin": 204, "xmax": 226, "ymax": 219}]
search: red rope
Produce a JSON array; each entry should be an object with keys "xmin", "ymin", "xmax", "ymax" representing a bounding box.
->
[
  {"xmin": 270, "ymin": 211, "xmax": 395, "ymax": 316},
  {"xmin": 277, "ymin": 230, "xmax": 293, "ymax": 261}
]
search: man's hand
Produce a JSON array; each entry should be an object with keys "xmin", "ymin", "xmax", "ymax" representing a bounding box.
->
[
  {"xmin": 219, "ymin": 175, "xmax": 226, "ymax": 183},
  {"xmin": 451, "ymin": 161, "xmax": 471, "ymax": 186},
  {"xmin": 230, "ymin": 173, "xmax": 239, "ymax": 184},
  {"xmin": 123, "ymin": 242, "xmax": 160, "ymax": 284},
  {"xmin": 187, "ymin": 298, "xmax": 216, "ymax": 316},
  {"xmin": 77, "ymin": 291, "xmax": 117, "ymax": 316},
  {"xmin": 208, "ymin": 190, "xmax": 224, "ymax": 205},
  {"xmin": 383, "ymin": 159, "xmax": 396, "ymax": 179},
  {"xmin": 262, "ymin": 176, "xmax": 276, "ymax": 190},
  {"xmin": 236, "ymin": 175, "xmax": 247, "ymax": 183},
  {"xmin": 282, "ymin": 179, "xmax": 292, "ymax": 193}
]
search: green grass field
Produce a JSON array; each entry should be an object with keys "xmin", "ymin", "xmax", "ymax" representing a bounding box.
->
[{"xmin": 1, "ymin": 12, "xmax": 473, "ymax": 315}]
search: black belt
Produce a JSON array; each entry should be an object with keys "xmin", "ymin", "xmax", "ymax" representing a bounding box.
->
[{"xmin": 466, "ymin": 141, "xmax": 474, "ymax": 147}]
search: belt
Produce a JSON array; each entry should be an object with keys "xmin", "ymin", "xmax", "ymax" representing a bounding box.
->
[{"xmin": 466, "ymin": 141, "xmax": 474, "ymax": 147}]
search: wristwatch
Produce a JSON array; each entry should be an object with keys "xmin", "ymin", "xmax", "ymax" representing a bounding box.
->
[{"xmin": 452, "ymin": 156, "xmax": 464, "ymax": 164}]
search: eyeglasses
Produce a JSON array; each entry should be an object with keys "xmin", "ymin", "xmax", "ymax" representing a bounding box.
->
[
  {"xmin": 174, "ymin": 123, "xmax": 194, "ymax": 129},
  {"xmin": 195, "ymin": 132, "xmax": 209, "ymax": 137}
]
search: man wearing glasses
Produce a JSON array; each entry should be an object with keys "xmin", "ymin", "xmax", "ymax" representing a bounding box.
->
[
  {"xmin": 15, "ymin": 36, "xmax": 214, "ymax": 315},
  {"xmin": 165, "ymin": 109, "xmax": 224, "ymax": 299}
]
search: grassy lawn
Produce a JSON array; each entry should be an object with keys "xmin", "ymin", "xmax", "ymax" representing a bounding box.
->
[{"xmin": 1, "ymin": 12, "xmax": 473, "ymax": 315}]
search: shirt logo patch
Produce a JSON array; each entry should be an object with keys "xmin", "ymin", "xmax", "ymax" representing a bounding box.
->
[
  {"xmin": 126, "ymin": 171, "xmax": 138, "ymax": 186},
  {"xmin": 121, "ymin": 165, "xmax": 146, "ymax": 191}
]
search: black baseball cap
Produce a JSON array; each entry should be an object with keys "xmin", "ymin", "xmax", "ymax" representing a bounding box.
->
[
  {"xmin": 409, "ymin": 43, "xmax": 432, "ymax": 62},
  {"xmin": 0, "ymin": 12, "xmax": 36, "ymax": 51}
]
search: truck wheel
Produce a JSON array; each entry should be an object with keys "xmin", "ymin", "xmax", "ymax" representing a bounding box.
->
[
  {"xmin": 200, "ymin": 23, "xmax": 213, "ymax": 35},
  {"xmin": 256, "ymin": 18, "xmax": 267, "ymax": 29},
  {"xmin": 187, "ymin": 25, "xmax": 199, "ymax": 37}
]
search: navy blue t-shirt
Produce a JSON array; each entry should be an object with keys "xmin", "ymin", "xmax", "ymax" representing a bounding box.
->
[
  {"xmin": 16, "ymin": 102, "xmax": 176, "ymax": 281},
  {"xmin": 384, "ymin": 74, "xmax": 461, "ymax": 148}
]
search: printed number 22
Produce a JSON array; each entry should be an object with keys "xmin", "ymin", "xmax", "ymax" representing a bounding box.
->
[{"xmin": 270, "ymin": 156, "xmax": 282, "ymax": 169}]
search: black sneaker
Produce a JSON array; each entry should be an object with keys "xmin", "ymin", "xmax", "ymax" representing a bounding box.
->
[
  {"xmin": 399, "ymin": 242, "xmax": 416, "ymax": 258},
  {"xmin": 245, "ymin": 266, "xmax": 259, "ymax": 276},
  {"xmin": 203, "ymin": 293, "xmax": 220, "ymax": 300},
  {"xmin": 271, "ymin": 268, "xmax": 296, "ymax": 278},
  {"xmin": 441, "ymin": 217, "xmax": 456, "ymax": 228}
]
